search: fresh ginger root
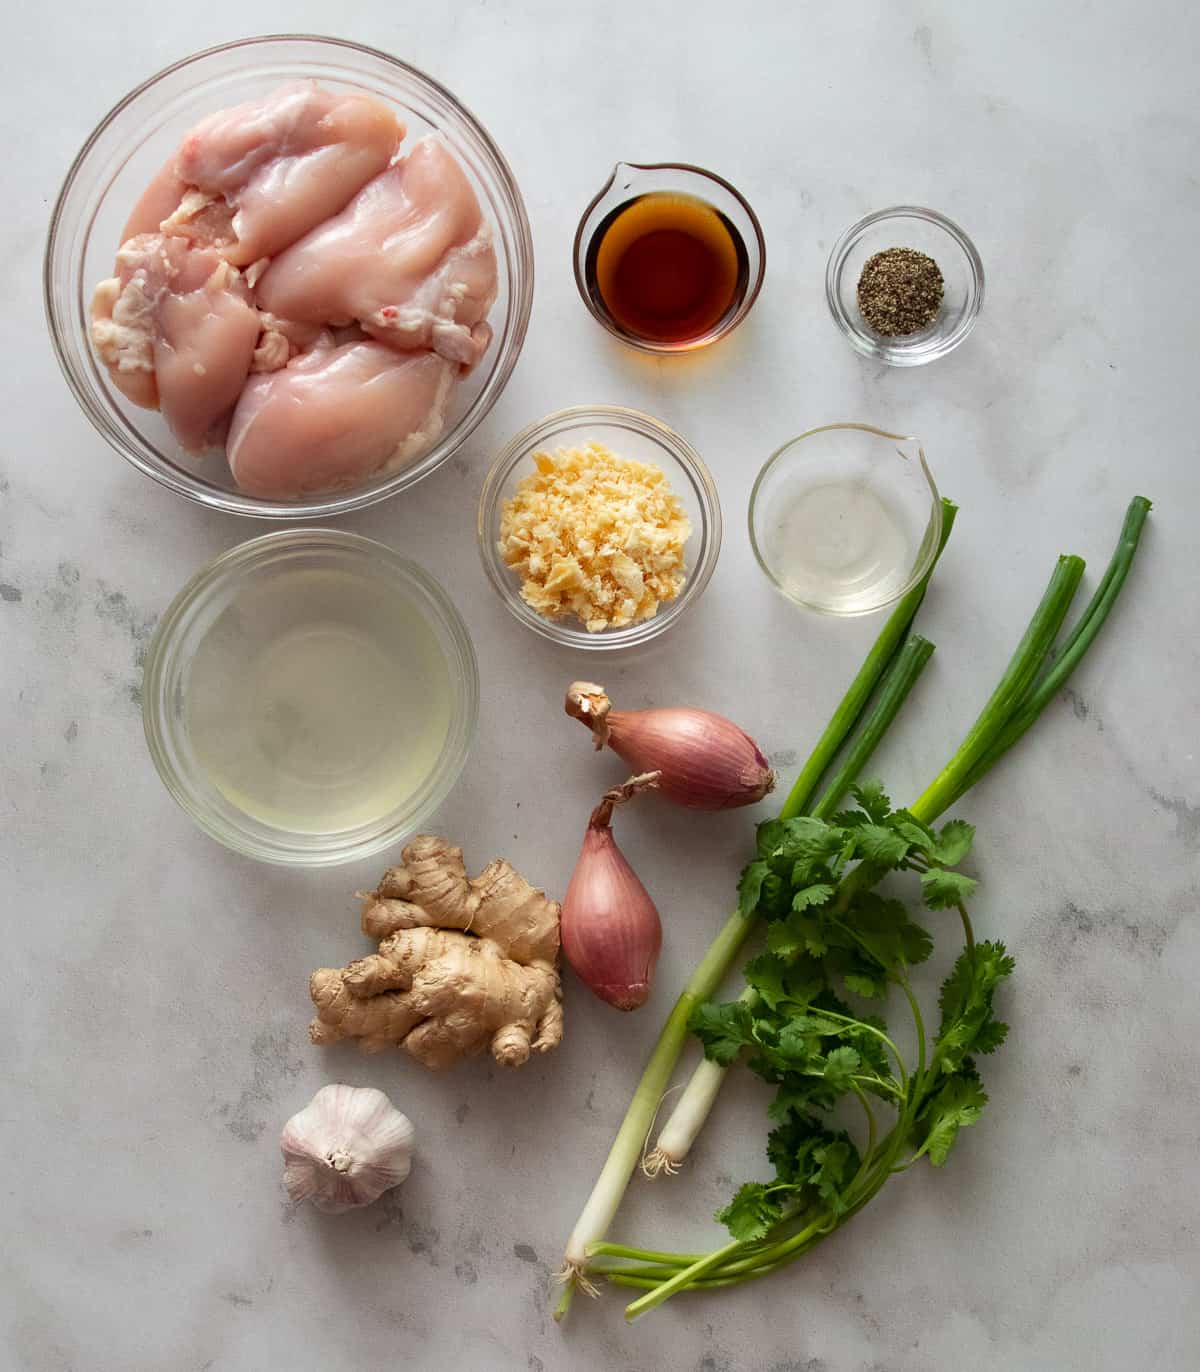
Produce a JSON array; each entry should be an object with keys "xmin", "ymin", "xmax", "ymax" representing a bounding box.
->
[{"xmin": 309, "ymin": 836, "xmax": 563, "ymax": 1071}]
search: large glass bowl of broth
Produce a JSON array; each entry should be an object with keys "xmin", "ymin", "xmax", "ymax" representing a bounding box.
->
[{"xmin": 142, "ymin": 530, "xmax": 478, "ymax": 865}]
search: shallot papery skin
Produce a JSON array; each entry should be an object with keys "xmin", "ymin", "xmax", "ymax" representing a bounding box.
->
[
  {"xmin": 561, "ymin": 777, "xmax": 663, "ymax": 1011},
  {"xmin": 565, "ymin": 682, "xmax": 775, "ymax": 811}
]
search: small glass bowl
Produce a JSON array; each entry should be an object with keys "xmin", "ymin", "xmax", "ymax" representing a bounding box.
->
[
  {"xmin": 826, "ymin": 207, "xmax": 983, "ymax": 366},
  {"xmin": 142, "ymin": 530, "xmax": 478, "ymax": 865},
  {"xmin": 477, "ymin": 405, "xmax": 722, "ymax": 650},
  {"xmin": 572, "ymin": 161, "xmax": 766, "ymax": 353},
  {"xmin": 44, "ymin": 35, "xmax": 534, "ymax": 519},
  {"xmin": 749, "ymin": 423, "xmax": 942, "ymax": 617}
]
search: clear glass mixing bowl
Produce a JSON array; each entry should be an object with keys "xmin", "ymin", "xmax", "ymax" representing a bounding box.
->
[
  {"xmin": 44, "ymin": 35, "xmax": 535, "ymax": 518},
  {"xmin": 142, "ymin": 529, "xmax": 479, "ymax": 866}
]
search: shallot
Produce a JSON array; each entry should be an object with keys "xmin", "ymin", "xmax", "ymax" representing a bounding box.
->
[
  {"xmin": 565, "ymin": 682, "xmax": 775, "ymax": 811},
  {"xmin": 561, "ymin": 773, "xmax": 662, "ymax": 1011}
]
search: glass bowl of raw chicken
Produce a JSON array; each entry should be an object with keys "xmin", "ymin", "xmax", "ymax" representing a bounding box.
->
[{"xmin": 44, "ymin": 35, "xmax": 534, "ymax": 517}]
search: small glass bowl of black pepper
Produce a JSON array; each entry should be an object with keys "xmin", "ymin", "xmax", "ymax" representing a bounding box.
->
[{"xmin": 826, "ymin": 206, "xmax": 984, "ymax": 366}]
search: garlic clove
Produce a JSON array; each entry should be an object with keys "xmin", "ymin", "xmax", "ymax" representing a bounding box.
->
[{"xmin": 280, "ymin": 1084, "xmax": 414, "ymax": 1213}]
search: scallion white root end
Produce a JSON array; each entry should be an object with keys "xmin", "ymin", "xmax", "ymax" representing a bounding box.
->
[{"xmin": 641, "ymin": 1147, "xmax": 681, "ymax": 1178}]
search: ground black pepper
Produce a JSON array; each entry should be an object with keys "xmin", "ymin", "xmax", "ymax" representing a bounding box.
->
[{"xmin": 856, "ymin": 247, "xmax": 944, "ymax": 336}]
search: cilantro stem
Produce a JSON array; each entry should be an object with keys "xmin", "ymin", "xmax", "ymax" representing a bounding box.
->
[
  {"xmin": 803, "ymin": 1007, "xmax": 908, "ymax": 1094},
  {"xmin": 955, "ymin": 900, "xmax": 976, "ymax": 960},
  {"xmin": 778, "ymin": 502, "xmax": 957, "ymax": 821},
  {"xmin": 850, "ymin": 1074, "xmax": 904, "ymax": 1100},
  {"xmin": 587, "ymin": 1241, "xmax": 704, "ymax": 1266},
  {"xmin": 896, "ymin": 976, "xmax": 927, "ymax": 1086},
  {"xmin": 608, "ymin": 1263, "xmax": 788, "ymax": 1290},
  {"xmin": 852, "ymin": 1084, "xmax": 878, "ymax": 1160},
  {"xmin": 624, "ymin": 1237, "xmax": 747, "ymax": 1319}
]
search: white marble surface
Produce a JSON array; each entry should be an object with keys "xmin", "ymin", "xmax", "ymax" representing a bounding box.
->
[{"xmin": 4, "ymin": 3, "xmax": 1199, "ymax": 1369}]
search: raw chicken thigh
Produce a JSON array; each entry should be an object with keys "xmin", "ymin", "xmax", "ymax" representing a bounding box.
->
[
  {"xmin": 227, "ymin": 336, "xmax": 456, "ymax": 498},
  {"xmin": 158, "ymin": 83, "xmax": 403, "ymax": 266},
  {"xmin": 91, "ymin": 235, "xmax": 259, "ymax": 452},
  {"xmin": 122, "ymin": 156, "xmax": 190, "ymax": 242},
  {"xmin": 92, "ymin": 84, "xmax": 499, "ymax": 497},
  {"xmin": 256, "ymin": 138, "xmax": 498, "ymax": 367}
]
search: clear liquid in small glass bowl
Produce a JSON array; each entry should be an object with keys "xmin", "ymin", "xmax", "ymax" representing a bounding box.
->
[{"xmin": 749, "ymin": 424, "xmax": 942, "ymax": 617}]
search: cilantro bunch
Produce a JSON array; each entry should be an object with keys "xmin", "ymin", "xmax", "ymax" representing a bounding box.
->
[{"xmin": 700, "ymin": 783, "xmax": 1011, "ymax": 1254}]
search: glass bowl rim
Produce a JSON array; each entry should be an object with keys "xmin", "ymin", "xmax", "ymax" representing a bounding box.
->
[
  {"xmin": 43, "ymin": 32, "xmax": 535, "ymax": 520},
  {"xmin": 142, "ymin": 527, "xmax": 480, "ymax": 865},
  {"xmin": 824, "ymin": 205, "xmax": 984, "ymax": 367},
  {"xmin": 747, "ymin": 421, "xmax": 944, "ymax": 618},
  {"xmin": 477, "ymin": 403, "xmax": 723, "ymax": 650},
  {"xmin": 570, "ymin": 160, "xmax": 767, "ymax": 356}
]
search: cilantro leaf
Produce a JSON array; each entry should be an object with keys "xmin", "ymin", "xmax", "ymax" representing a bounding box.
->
[
  {"xmin": 844, "ymin": 892, "xmax": 933, "ymax": 970},
  {"xmin": 921, "ymin": 867, "xmax": 979, "ymax": 910},
  {"xmin": 765, "ymin": 1113, "xmax": 862, "ymax": 1208},
  {"xmin": 779, "ymin": 817, "xmax": 848, "ymax": 870},
  {"xmin": 744, "ymin": 953, "xmax": 792, "ymax": 1012},
  {"xmin": 936, "ymin": 941, "xmax": 1015, "ymax": 1071},
  {"xmin": 768, "ymin": 1083, "xmax": 822, "ymax": 1122},
  {"xmin": 843, "ymin": 966, "xmax": 889, "ymax": 999},
  {"xmin": 938, "ymin": 940, "xmax": 1015, "ymax": 1023},
  {"xmin": 851, "ymin": 780, "xmax": 891, "ymax": 823},
  {"xmin": 773, "ymin": 1021, "xmax": 822, "ymax": 1069},
  {"xmin": 833, "ymin": 833, "xmax": 859, "ymax": 873},
  {"xmin": 855, "ymin": 824, "xmax": 912, "ymax": 866},
  {"xmin": 889, "ymin": 808, "xmax": 935, "ymax": 852},
  {"xmin": 716, "ymin": 1182, "xmax": 783, "ymax": 1242},
  {"xmin": 791, "ymin": 881, "xmax": 835, "ymax": 912},
  {"xmin": 810, "ymin": 1137, "xmax": 861, "ymax": 1210},
  {"xmin": 690, "ymin": 1000, "xmax": 753, "ymax": 1066},
  {"xmin": 756, "ymin": 818, "xmax": 786, "ymax": 859},
  {"xmin": 932, "ymin": 819, "xmax": 975, "ymax": 867},
  {"xmin": 972, "ymin": 1018, "xmax": 1009, "ymax": 1054},
  {"xmin": 822, "ymin": 1045, "xmax": 861, "ymax": 1091},
  {"xmin": 738, "ymin": 860, "xmax": 769, "ymax": 916},
  {"xmin": 756, "ymin": 870, "xmax": 790, "ymax": 919},
  {"xmin": 916, "ymin": 1066, "xmax": 988, "ymax": 1166},
  {"xmin": 768, "ymin": 911, "xmax": 831, "ymax": 960},
  {"xmin": 766, "ymin": 1112, "xmax": 829, "ymax": 1181},
  {"xmin": 830, "ymin": 809, "xmax": 868, "ymax": 829}
]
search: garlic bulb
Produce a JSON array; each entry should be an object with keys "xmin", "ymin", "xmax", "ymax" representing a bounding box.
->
[{"xmin": 280, "ymin": 1084, "xmax": 414, "ymax": 1213}]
